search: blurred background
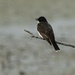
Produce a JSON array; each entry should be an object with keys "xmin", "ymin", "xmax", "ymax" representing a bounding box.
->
[{"xmin": 0, "ymin": 0, "xmax": 75, "ymax": 75}]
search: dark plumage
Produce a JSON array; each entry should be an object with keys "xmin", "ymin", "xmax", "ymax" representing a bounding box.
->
[{"xmin": 36, "ymin": 16, "xmax": 60, "ymax": 51}]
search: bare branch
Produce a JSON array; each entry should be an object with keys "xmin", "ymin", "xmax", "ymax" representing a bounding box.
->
[
  {"xmin": 56, "ymin": 41, "xmax": 75, "ymax": 48},
  {"xmin": 24, "ymin": 29, "xmax": 75, "ymax": 48}
]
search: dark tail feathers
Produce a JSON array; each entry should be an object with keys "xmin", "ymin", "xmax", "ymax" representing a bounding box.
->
[{"xmin": 51, "ymin": 40, "xmax": 60, "ymax": 50}]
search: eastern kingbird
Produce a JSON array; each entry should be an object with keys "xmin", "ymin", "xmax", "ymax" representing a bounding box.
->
[{"xmin": 36, "ymin": 16, "xmax": 60, "ymax": 51}]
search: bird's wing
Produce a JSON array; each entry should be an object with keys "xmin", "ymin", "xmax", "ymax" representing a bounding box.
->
[{"xmin": 37, "ymin": 23, "xmax": 55, "ymax": 40}]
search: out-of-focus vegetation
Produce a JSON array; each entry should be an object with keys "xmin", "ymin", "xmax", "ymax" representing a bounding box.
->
[{"xmin": 0, "ymin": 0, "xmax": 75, "ymax": 26}]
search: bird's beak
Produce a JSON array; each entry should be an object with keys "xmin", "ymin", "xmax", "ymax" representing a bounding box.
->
[{"xmin": 35, "ymin": 18, "xmax": 38, "ymax": 21}]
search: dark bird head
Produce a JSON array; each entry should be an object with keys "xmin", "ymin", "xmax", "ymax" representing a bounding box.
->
[{"xmin": 36, "ymin": 16, "xmax": 47, "ymax": 23}]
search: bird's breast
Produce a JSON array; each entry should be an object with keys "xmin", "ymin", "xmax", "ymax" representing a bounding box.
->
[{"xmin": 37, "ymin": 31, "xmax": 43, "ymax": 38}]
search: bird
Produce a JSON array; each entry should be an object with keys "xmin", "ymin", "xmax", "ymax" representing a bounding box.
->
[{"xmin": 36, "ymin": 16, "xmax": 60, "ymax": 51}]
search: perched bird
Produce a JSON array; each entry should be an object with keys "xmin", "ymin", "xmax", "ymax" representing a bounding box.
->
[{"xmin": 36, "ymin": 16, "xmax": 60, "ymax": 51}]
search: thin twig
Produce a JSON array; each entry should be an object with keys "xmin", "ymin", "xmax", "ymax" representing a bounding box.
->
[
  {"xmin": 56, "ymin": 41, "xmax": 75, "ymax": 48},
  {"xmin": 24, "ymin": 29, "xmax": 75, "ymax": 48}
]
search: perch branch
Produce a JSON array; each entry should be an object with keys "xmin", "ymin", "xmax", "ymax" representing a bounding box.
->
[{"xmin": 24, "ymin": 29, "xmax": 75, "ymax": 48}]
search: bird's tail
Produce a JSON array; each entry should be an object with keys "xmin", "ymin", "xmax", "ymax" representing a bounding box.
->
[{"xmin": 51, "ymin": 40, "xmax": 60, "ymax": 50}]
